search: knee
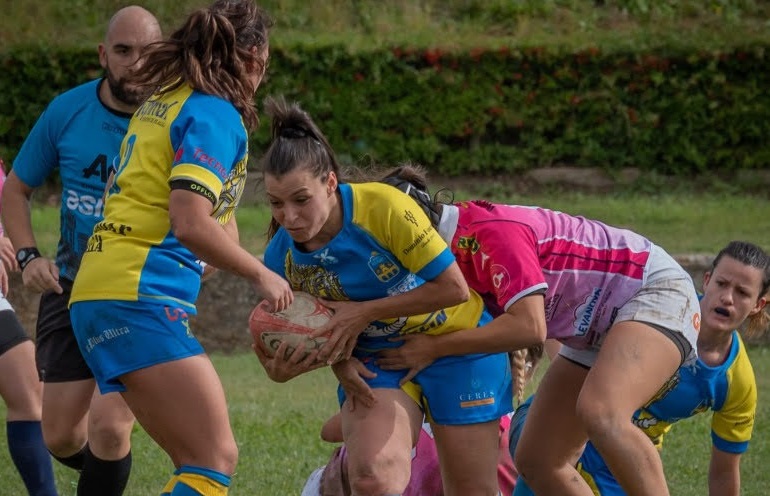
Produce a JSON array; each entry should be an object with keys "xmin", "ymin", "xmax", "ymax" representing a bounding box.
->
[
  {"xmin": 348, "ymin": 454, "xmax": 410, "ymax": 496},
  {"xmin": 218, "ymin": 440, "xmax": 239, "ymax": 476},
  {"xmin": 575, "ymin": 395, "xmax": 626, "ymax": 441},
  {"xmin": 89, "ymin": 413, "xmax": 134, "ymax": 452},
  {"xmin": 43, "ymin": 424, "xmax": 87, "ymax": 457}
]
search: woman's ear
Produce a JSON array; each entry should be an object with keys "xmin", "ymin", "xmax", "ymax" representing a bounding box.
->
[{"xmin": 326, "ymin": 171, "xmax": 338, "ymax": 196}]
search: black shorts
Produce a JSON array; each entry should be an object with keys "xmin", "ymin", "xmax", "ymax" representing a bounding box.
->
[
  {"xmin": 35, "ymin": 278, "xmax": 93, "ymax": 382},
  {"xmin": 0, "ymin": 308, "xmax": 31, "ymax": 356}
]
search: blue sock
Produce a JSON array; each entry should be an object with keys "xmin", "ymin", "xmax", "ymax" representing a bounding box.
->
[
  {"xmin": 6, "ymin": 420, "xmax": 58, "ymax": 496},
  {"xmin": 170, "ymin": 465, "xmax": 231, "ymax": 495}
]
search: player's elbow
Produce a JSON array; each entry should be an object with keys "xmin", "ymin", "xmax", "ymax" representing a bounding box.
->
[{"xmin": 170, "ymin": 213, "xmax": 202, "ymax": 248}]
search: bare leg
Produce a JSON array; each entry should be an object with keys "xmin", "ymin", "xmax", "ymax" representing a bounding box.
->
[
  {"xmin": 119, "ymin": 354, "xmax": 237, "ymax": 475},
  {"xmin": 514, "ymin": 355, "xmax": 593, "ymax": 495},
  {"xmin": 433, "ymin": 419, "xmax": 500, "ymax": 496},
  {"xmin": 42, "ymin": 380, "xmax": 93, "ymax": 456},
  {"xmin": 0, "ymin": 341, "xmax": 42, "ymax": 421},
  {"xmin": 341, "ymin": 388, "xmax": 423, "ymax": 496},
  {"xmin": 577, "ymin": 322, "xmax": 680, "ymax": 496}
]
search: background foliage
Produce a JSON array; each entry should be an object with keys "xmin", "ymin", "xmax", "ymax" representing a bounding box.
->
[{"xmin": 2, "ymin": 0, "xmax": 770, "ymax": 175}]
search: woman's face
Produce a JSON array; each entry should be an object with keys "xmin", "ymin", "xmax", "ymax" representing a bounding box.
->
[
  {"xmin": 700, "ymin": 255, "xmax": 767, "ymax": 334},
  {"xmin": 265, "ymin": 167, "xmax": 337, "ymax": 245}
]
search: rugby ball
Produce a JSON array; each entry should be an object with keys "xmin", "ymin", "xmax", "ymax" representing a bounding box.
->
[{"xmin": 249, "ymin": 291, "xmax": 334, "ymax": 360}]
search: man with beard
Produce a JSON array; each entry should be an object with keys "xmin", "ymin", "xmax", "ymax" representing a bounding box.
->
[{"xmin": 1, "ymin": 6, "xmax": 161, "ymax": 495}]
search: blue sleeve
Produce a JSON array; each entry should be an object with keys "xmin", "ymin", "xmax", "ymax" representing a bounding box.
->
[
  {"xmin": 263, "ymin": 235, "xmax": 288, "ymax": 279},
  {"xmin": 12, "ymin": 102, "xmax": 63, "ymax": 187},
  {"xmin": 168, "ymin": 95, "xmax": 246, "ymax": 192}
]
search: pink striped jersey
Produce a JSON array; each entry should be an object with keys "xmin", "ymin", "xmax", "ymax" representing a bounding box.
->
[{"xmin": 438, "ymin": 201, "xmax": 652, "ymax": 350}]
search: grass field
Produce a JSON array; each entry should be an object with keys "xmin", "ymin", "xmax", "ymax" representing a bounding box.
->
[
  {"xmin": 28, "ymin": 188, "xmax": 770, "ymax": 257},
  {"xmin": 0, "ymin": 347, "xmax": 768, "ymax": 495}
]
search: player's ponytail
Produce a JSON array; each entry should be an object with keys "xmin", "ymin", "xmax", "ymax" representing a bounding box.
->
[
  {"xmin": 128, "ymin": 0, "xmax": 271, "ymax": 131},
  {"xmin": 261, "ymin": 96, "xmax": 342, "ymax": 239},
  {"xmin": 510, "ymin": 344, "xmax": 544, "ymax": 405}
]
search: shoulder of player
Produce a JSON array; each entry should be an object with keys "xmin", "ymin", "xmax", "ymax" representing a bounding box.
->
[
  {"xmin": 39, "ymin": 79, "xmax": 104, "ymax": 120},
  {"xmin": 173, "ymin": 91, "xmax": 246, "ymax": 136}
]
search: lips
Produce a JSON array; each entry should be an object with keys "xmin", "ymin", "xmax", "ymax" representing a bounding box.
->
[{"xmin": 714, "ymin": 307, "xmax": 730, "ymax": 317}]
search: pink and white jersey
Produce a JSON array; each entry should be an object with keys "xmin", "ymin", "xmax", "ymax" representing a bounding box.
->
[{"xmin": 439, "ymin": 201, "xmax": 653, "ymax": 350}]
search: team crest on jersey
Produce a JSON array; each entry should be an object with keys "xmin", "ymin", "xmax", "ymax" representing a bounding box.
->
[
  {"xmin": 368, "ymin": 251, "xmax": 400, "ymax": 282},
  {"xmin": 457, "ymin": 235, "xmax": 480, "ymax": 254}
]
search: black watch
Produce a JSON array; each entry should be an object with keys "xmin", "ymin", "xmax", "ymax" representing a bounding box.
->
[{"xmin": 16, "ymin": 247, "xmax": 42, "ymax": 271}]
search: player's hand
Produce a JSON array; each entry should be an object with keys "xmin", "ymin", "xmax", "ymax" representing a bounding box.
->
[
  {"xmin": 252, "ymin": 340, "xmax": 324, "ymax": 383},
  {"xmin": 21, "ymin": 257, "xmax": 62, "ymax": 294},
  {"xmin": 332, "ymin": 357, "xmax": 377, "ymax": 411},
  {"xmin": 313, "ymin": 299, "xmax": 371, "ymax": 365},
  {"xmin": 0, "ymin": 237, "xmax": 18, "ymax": 273},
  {"xmin": 376, "ymin": 333, "xmax": 438, "ymax": 385},
  {"xmin": 251, "ymin": 267, "xmax": 293, "ymax": 312}
]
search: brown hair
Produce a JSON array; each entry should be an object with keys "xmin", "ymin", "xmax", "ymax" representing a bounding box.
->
[
  {"xmin": 710, "ymin": 241, "xmax": 770, "ymax": 338},
  {"xmin": 260, "ymin": 95, "xmax": 345, "ymax": 239},
  {"xmin": 127, "ymin": 0, "xmax": 271, "ymax": 131}
]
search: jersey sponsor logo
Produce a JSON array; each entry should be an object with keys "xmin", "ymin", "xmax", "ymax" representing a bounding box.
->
[
  {"xmin": 283, "ymin": 252, "xmax": 348, "ymax": 301},
  {"xmin": 82, "ymin": 154, "xmax": 114, "ymax": 183},
  {"xmin": 164, "ymin": 306, "xmax": 192, "ymax": 338},
  {"xmin": 101, "ymin": 121, "xmax": 127, "ymax": 136},
  {"xmin": 457, "ymin": 235, "xmax": 480, "ymax": 254},
  {"xmin": 85, "ymin": 234, "xmax": 103, "ymax": 253},
  {"xmin": 490, "ymin": 264, "xmax": 510, "ymax": 293},
  {"xmin": 692, "ymin": 312, "xmax": 701, "ymax": 332},
  {"xmin": 84, "ymin": 326, "xmax": 130, "ymax": 353},
  {"xmin": 404, "ymin": 209, "xmax": 419, "ymax": 227},
  {"xmin": 94, "ymin": 221, "xmax": 132, "ymax": 236},
  {"xmin": 387, "ymin": 273, "xmax": 418, "ymax": 295},
  {"xmin": 459, "ymin": 388, "xmax": 496, "ymax": 408},
  {"xmin": 135, "ymin": 99, "xmax": 179, "ymax": 125},
  {"xmin": 573, "ymin": 287, "xmax": 602, "ymax": 336},
  {"xmin": 368, "ymin": 251, "xmax": 400, "ymax": 282},
  {"xmin": 65, "ymin": 189, "xmax": 104, "ymax": 217},
  {"xmin": 402, "ymin": 227, "xmax": 433, "ymax": 256},
  {"xmin": 193, "ymin": 147, "xmax": 228, "ymax": 180}
]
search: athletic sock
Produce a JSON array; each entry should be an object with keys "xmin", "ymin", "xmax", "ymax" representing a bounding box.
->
[
  {"xmin": 170, "ymin": 465, "xmax": 231, "ymax": 495},
  {"xmin": 6, "ymin": 421, "xmax": 58, "ymax": 496},
  {"xmin": 51, "ymin": 443, "xmax": 88, "ymax": 471},
  {"xmin": 76, "ymin": 448, "xmax": 132, "ymax": 496}
]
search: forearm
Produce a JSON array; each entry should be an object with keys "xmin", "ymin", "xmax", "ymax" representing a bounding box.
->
[
  {"xmin": 356, "ymin": 276, "xmax": 467, "ymax": 323},
  {"xmin": 708, "ymin": 449, "xmax": 741, "ymax": 496},
  {"xmin": 430, "ymin": 312, "xmax": 545, "ymax": 357},
  {"xmin": 173, "ymin": 214, "xmax": 267, "ymax": 281},
  {"xmin": 708, "ymin": 473, "xmax": 739, "ymax": 496}
]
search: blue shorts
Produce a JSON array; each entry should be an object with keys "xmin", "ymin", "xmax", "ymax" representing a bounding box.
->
[
  {"xmin": 70, "ymin": 300, "xmax": 205, "ymax": 394},
  {"xmin": 576, "ymin": 441, "xmax": 624, "ymax": 495},
  {"xmin": 339, "ymin": 352, "xmax": 513, "ymax": 425}
]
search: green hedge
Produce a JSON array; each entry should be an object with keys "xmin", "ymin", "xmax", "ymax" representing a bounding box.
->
[{"xmin": 2, "ymin": 43, "xmax": 769, "ymax": 175}]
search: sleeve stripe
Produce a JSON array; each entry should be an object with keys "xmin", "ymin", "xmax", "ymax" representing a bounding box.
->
[
  {"xmin": 170, "ymin": 179, "xmax": 217, "ymax": 206},
  {"xmin": 170, "ymin": 164, "xmax": 223, "ymax": 198}
]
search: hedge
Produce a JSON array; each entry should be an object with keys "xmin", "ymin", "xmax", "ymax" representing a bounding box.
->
[{"xmin": 2, "ymin": 43, "xmax": 768, "ymax": 175}]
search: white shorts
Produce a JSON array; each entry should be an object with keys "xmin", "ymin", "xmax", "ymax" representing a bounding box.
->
[{"xmin": 559, "ymin": 244, "xmax": 700, "ymax": 368}]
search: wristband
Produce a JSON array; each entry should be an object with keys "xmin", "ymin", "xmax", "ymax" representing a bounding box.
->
[{"xmin": 16, "ymin": 247, "xmax": 42, "ymax": 271}]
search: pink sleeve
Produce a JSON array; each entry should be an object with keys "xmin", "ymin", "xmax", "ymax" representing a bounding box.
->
[{"xmin": 471, "ymin": 222, "xmax": 547, "ymax": 313}]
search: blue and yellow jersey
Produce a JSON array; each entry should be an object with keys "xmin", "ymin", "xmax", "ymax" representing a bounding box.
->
[
  {"xmin": 70, "ymin": 83, "xmax": 249, "ymax": 312},
  {"xmin": 263, "ymin": 182, "xmax": 491, "ymax": 353},
  {"xmin": 12, "ymin": 79, "xmax": 131, "ymax": 280},
  {"xmin": 575, "ymin": 330, "xmax": 756, "ymax": 495}
]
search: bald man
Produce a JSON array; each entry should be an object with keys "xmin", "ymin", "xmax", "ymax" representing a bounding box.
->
[{"xmin": 1, "ymin": 6, "xmax": 162, "ymax": 495}]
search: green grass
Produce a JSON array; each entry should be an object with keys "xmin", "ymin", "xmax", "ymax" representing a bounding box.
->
[
  {"xmin": 1, "ymin": 348, "xmax": 768, "ymax": 495},
  {"xmin": 28, "ymin": 189, "xmax": 770, "ymax": 258}
]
